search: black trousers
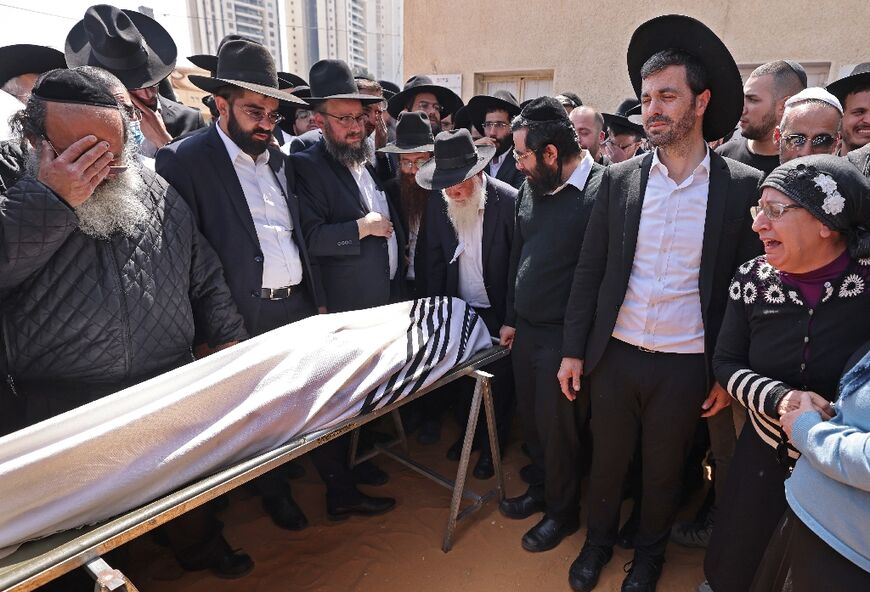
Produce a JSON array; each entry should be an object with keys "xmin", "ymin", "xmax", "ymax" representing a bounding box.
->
[
  {"xmin": 251, "ymin": 291, "xmax": 355, "ymax": 499},
  {"xmin": 512, "ymin": 317, "xmax": 587, "ymax": 522},
  {"xmin": 586, "ymin": 338, "xmax": 706, "ymax": 556}
]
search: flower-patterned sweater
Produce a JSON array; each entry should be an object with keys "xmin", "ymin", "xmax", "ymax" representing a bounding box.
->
[{"xmin": 713, "ymin": 254, "xmax": 870, "ymax": 459}]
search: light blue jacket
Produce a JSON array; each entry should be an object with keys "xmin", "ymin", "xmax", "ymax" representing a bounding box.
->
[{"xmin": 785, "ymin": 345, "xmax": 870, "ymax": 572}]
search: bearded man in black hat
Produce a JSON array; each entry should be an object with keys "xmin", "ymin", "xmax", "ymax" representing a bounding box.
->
[
  {"xmin": 558, "ymin": 15, "xmax": 763, "ymax": 592},
  {"xmin": 466, "ymin": 90, "xmax": 525, "ymax": 190},
  {"xmin": 65, "ymin": 5, "xmax": 205, "ymax": 157},
  {"xmin": 387, "ymin": 74, "xmax": 464, "ymax": 137},
  {"xmin": 496, "ymin": 96, "xmax": 604, "ymax": 554},
  {"xmin": 828, "ymin": 63, "xmax": 870, "ymax": 155},
  {"xmin": 417, "ymin": 128, "xmax": 517, "ymax": 479},
  {"xmin": 1, "ymin": 66, "xmax": 252, "ymax": 580},
  {"xmin": 602, "ymin": 99, "xmax": 647, "ymax": 164}
]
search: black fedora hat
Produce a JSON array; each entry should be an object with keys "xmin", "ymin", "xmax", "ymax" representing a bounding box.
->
[
  {"xmin": 379, "ymin": 80, "xmax": 400, "ymax": 100},
  {"xmin": 466, "ymin": 90, "xmax": 521, "ymax": 129},
  {"xmin": 188, "ymin": 39, "xmax": 306, "ymax": 105},
  {"xmin": 305, "ymin": 59, "xmax": 382, "ymax": 104},
  {"xmin": 378, "ymin": 111, "xmax": 435, "ymax": 154},
  {"xmin": 627, "ymin": 14, "xmax": 742, "ymax": 141},
  {"xmin": 452, "ymin": 105, "xmax": 475, "ymax": 132},
  {"xmin": 0, "ymin": 45, "xmax": 67, "ymax": 89},
  {"xmin": 278, "ymin": 71, "xmax": 308, "ymax": 89},
  {"xmin": 65, "ymin": 4, "xmax": 177, "ymax": 90},
  {"xmin": 387, "ymin": 75, "xmax": 464, "ymax": 119},
  {"xmin": 827, "ymin": 63, "xmax": 870, "ymax": 106},
  {"xmin": 415, "ymin": 128, "xmax": 495, "ymax": 191},
  {"xmin": 187, "ymin": 35, "xmax": 253, "ymax": 76},
  {"xmin": 603, "ymin": 97, "xmax": 645, "ymax": 136}
]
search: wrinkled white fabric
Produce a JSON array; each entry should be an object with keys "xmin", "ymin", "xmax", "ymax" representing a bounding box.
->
[{"xmin": 0, "ymin": 297, "xmax": 490, "ymax": 557}]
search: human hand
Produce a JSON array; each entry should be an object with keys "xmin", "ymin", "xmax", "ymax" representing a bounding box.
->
[
  {"xmin": 130, "ymin": 94, "xmax": 172, "ymax": 148},
  {"xmin": 374, "ymin": 110, "xmax": 388, "ymax": 149},
  {"xmin": 557, "ymin": 357, "xmax": 584, "ymax": 401},
  {"xmin": 781, "ymin": 391, "xmax": 819, "ymax": 441},
  {"xmin": 36, "ymin": 135, "xmax": 113, "ymax": 207},
  {"xmin": 498, "ymin": 325, "xmax": 516, "ymax": 349},
  {"xmin": 358, "ymin": 212, "xmax": 393, "ymax": 238},
  {"xmin": 474, "ymin": 137, "xmax": 497, "ymax": 148},
  {"xmin": 777, "ymin": 390, "xmax": 834, "ymax": 421},
  {"xmin": 701, "ymin": 382, "xmax": 732, "ymax": 418}
]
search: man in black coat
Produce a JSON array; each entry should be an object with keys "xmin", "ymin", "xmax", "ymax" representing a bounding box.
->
[
  {"xmin": 157, "ymin": 41, "xmax": 394, "ymax": 529},
  {"xmin": 417, "ymin": 129, "xmax": 517, "ymax": 478},
  {"xmin": 294, "ymin": 59, "xmax": 406, "ymax": 313},
  {"xmin": 558, "ymin": 16, "xmax": 763, "ymax": 592},
  {"xmin": 466, "ymin": 91, "xmax": 526, "ymax": 190}
]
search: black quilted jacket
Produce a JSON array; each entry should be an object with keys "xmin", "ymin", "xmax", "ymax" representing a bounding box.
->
[{"xmin": 0, "ymin": 168, "xmax": 247, "ymax": 388}]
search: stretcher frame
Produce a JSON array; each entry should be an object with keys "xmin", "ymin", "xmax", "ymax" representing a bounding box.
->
[{"xmin": 0, "ymin": 344, "xmax": 509, "ymax": 592}]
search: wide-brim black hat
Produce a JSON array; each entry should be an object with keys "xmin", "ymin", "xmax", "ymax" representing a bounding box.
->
[
  {"xmin": 378, "ymin": 111, "xmax": 435, "ymax": 154},
  {"xmin": 416, "ymin": 128, "xmax": 495, "ymax": 191},
  {"xmin": 466, "ymin": 90, "xmax": 521, "ymax": 129},
  {"xmin": 188, "ymin": 39, "xmax": 307, "ymax": 105},
  {"xmin": 387, "ymin": 75, "xmax": 464, "ymax": 119},
  {"xmin": 305, "ymin": 59, "xmax": 382, "ymax": 104},
  {"xmin": 187, "ymin": 54, "xmax": 216, "ymax": 74},
  {"xmin": 0, "ymin": 45, "xmax": 67, "ymax": 88},
  {"xmin": 827, "ymin": 63, "xmax": 870, "ymax": 106},
  {"xmin": 278, "ymin": 71, "xmax": 308, "ymax": 89},
  {"xmin": 65, "ymin": 5, "xmax": 177, "ymax": 90},
  {"xmin": 379, "ymin": 80, "xmax": 400, "ymax": 100},
  {"xmin": 627, "ymin": 14, "xmax": 742, "ymax": 141}
]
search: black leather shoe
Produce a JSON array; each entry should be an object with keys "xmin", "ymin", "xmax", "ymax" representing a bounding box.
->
[
  {"xmin": 327, "ymin": 492, "xmax": 396, "ymax": 521},
  {"xmin": 519, "ymin": 463, "xmax": 545, "ymax": 485},
  {"xmin": 417, "ymin": 418, "xmax": 441, "ymax": 445},
  {"xmin": 499, "ymin": 491, "xmax": 545, "ymax": 519},
  {"xmin": 473, "ymin": 453, "xmax": 494, "ymax": 479},
  {"xmin": 263, "ymin": 495, "xmax": 308, "ymax": 531},
  {"xmin": 568, "ymin": 543, "xmax": 613, "ymax": 591},
  {"xmin": 617, "ymin": 504, "xmax": 641, "ymax": 549},
  {"xmin": 353, "ymin": 460, "xmax": 389, "ymax": 486},
  {"xmin": 621, "ymin": 553, "xmax": 664, "ymax": 592},
  {"xmin": 179, "ymin": 536, "xmax": 255, "ymax": 580},
  {"xmin": 447, "ymin": 437, "xmax": 480, "ymax": 461},
  {"xmin": 521, "ymin": 515, "xmax": 579, "ymax": 552}
]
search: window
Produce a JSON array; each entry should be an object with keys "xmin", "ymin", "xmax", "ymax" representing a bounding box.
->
[{"xmin": 475, "ymin": 71, "xmax": 554, "ymax": 102}]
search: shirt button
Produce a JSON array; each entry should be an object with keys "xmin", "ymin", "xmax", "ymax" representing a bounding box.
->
[
  {"xmin": 800, "ymin": 363, "xmax": 806, "ymax": 371},
  {"xmin": 254, "ymin": 255, "xmax": 264, "ymax": 263},
  {"xmin": 808, "ymin": 309, "xmax": 814, "ymax": 316},
  {"xmin": 804, "ymin": 336, "xmax": 810, "ymax": 343},
  {"xmin": 251, "ymin": 290, "xmax": 259, "ymax": 298}
]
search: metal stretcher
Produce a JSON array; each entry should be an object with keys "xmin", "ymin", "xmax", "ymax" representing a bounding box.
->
[{"xmin": 0, "ymin": 344, "xmax": 509, "ymax": 592}]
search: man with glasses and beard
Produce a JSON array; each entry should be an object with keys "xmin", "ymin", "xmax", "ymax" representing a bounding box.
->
[
  {"xmin": 496, "ymin": 96, "xmax": 604, "ymax": 554},
  {"xmin": 0, "ymin": 67, "xmax": 252, "ymax": 580},
  {"xmin": 466, "ymin": 90, "xmax": 526, "ymax": 190},
  {"xmin": 717, "ymin": 60, "xmax": 807, "ymax": 177},
  {"xmin": 387, "ymin": 74, "xmax": 464, "ymax": 138},
  {"xmin": 775, "ymin": 87, "xmax": 843, "ymax": 164}
]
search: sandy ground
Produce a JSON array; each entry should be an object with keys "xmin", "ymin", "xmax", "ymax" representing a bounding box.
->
[{"xmin": 125, "ymin": 418, "xmax": 706, "ymax": 592}]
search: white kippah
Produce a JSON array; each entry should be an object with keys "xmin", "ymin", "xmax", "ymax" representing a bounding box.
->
[{"xmin": 784, "ymin": 87, "xmax": 843, "ymax": 114}]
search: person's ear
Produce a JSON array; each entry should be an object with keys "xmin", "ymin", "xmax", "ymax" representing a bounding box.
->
[
  {"xmin": 543, "ymin": 143, "xmax": 558, "ymax": 165},
  {"xmin": 696, "ymin": 88, "xmax": 712, "ymax": 117},
  {"xmin": 773, "ymin": 126, "xmax": 782, "ymax": 145},
  {"xmin": 214, "ymin": 95, "xmax": 231, "ymax": 120}
]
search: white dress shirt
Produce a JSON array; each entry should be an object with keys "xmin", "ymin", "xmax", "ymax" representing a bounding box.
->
[
  {"xmin": 489, "ymin": 150, "xmax": 508, "ymax": 178},
  {"xmin": 349, "ymin": 163, "xmax": 399, "ymax": 279},
  {"xmin": 406, "ymin": 217, "xmax": 420, "ymax": 281},
  {"xmin": 450, "ymin": 203, "xmax": 491, "ymax": 309},
  {"xmin": 612, "ymin": 148, "xmax": 711, "ymax": 353},
  {"xmin": 549, "ymin": 150, "xmax": 594, "ymax": 195},
  {"xmin": 216, "ymin": 123, "xmax": 304, "ymax": 289}
]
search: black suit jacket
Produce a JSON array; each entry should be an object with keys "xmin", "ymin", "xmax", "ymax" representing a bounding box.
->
[
  {"xmin": 293, "ymin": 139, "xmax": 407, "ymax": 313},
  {"xmin": 424, "ymin": 175, "xmax": 517, "ymax": 330},
  {"xmin": 489, "ymin": 150, "xmax": 526, "ymax": 190},
  {"xmin": 562, "ymin": 150, "xmax": 763, "ymax": 387},
  {"xmin": 158, "ymin": 95, "xmax": 206, "ymax": 139},
  {"xmin": 154, "ymin": 125, "xmax": 323, "ymax": 335}
]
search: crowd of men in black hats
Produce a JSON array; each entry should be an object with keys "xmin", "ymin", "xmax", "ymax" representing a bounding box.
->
[{"xmin": 1, "ymin": 5, "xmax": 869, "ymax": 592}]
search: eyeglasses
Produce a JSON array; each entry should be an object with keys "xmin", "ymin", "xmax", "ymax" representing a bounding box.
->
[
  {"xmin": 322, "ymin": 112, "xmax": 368, "ymax": 127},
  {"xmin": 512, "ymin": 149, "xmax": 535, "ymax": 162},
  {"xmin": 41, "ymin": 135, "xmax": 127, "ymax": 174},
  {"xmin": 780, "ymin": 133, "xmax": 837, "ymax": 151},
  {"xmin": 414, "ymin": 101, "xmax": 443, "ymax": 114},
  {"xmin": 399, "ymin": 158, "xmax": 430, "ymax": 171},
  {"xmin": 239, "ymin": 106, "xmax": 284, "ymax": 125},
  {"xmin": 482, "ymin": 121, "xmax": 510, "ymax": 131},
  {"xmin": 750, "ymin": 202, "xmax": 804, "ymax": 221}
]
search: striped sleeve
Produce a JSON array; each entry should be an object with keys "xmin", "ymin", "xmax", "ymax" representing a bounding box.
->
[{"xmin": 725, "ymin": 368, "xmax": 792, "ymax": 420}]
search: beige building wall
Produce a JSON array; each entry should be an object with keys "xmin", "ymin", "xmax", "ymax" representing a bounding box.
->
[{"xmin": 404, "ymin": 0, "xmax": 869, "ymax": 113}]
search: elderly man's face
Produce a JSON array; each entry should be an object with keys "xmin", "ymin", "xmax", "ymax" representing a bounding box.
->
[
  {"xmin": 842, "ymin": 89, "xmax": 870, "ymax": 151},
  {"xmin": 43, "ymin": 101, "xmax": 126, "ymax": 171},
  {"xmin": 775, "ymin": 103, "xmax": 841, "ymax": 163},
  {"xmin": 444, "ymin": 173, "xmax": 482, "ymax": 205},
  {"xmin": 740, "ymin": 74, "xmax": 778, "ymax": 140},
  {"xmin": 316, "ymin": 98, "xmax": 367, "ymax": 147}
]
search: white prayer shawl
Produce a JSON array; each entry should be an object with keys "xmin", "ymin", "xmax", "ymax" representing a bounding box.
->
[{"xmin": 0, "ymin": 297, "xmax": 491, "ymax": 557}]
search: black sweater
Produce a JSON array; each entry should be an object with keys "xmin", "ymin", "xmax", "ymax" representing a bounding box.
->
[
  {"xmin": 713, "ymin": 254, "xmax": 870, "ymax": 458},
  {"xmin": 505, "ymin": 163, "xmax": 604, "ymax": 327}
]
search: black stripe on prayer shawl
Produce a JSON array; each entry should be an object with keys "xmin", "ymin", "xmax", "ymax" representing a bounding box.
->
[{"xmin": 454, "ymin": 304, "xmax": 478, "ymax": 364}]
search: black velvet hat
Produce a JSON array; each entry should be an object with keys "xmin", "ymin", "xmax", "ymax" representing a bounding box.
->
[
  {"xmin": 378, "ymin": 111, "xmax": 435, "ymax": 154},
  {"xmin": 416, "ymin": 128, "xmax": 495, "ymax": 191},
  {"xmin": 188, "ymin": 39, "xmax": 307, "ymax": 105},
  {"xmin": 387, "ymin": 75, "xmax": 464, "ymax": 119},
  {"xmin": 518, "ymin": 96, "xmax": 571, "ymax": 123},
  {"xmin": 0, "ymin": 45, "xmax": 67, "ymax": 89},
  {"xmin": 627, "ymin": 14, "xmax": 743, "ymax": 141},
  {"xmin": 277, "ymin": 72, "xmax": 308, "ymax": 90},
  {"xmin": 65, "ymin": 4, "xmax": 177, "ymax": 90},
  {"xmin": 762, "ymin": 154, "xmax": 870, "ymax": 257},
  {"xmin": 32, "ymin": 67, "xmax": 119, "ymax": 108},
  {"xmin": 466, "ymin": 90, "xmax": 521, "ymax": 130},
  {"xmin": 452, "ymin": 105, "xmax": 475, "ymax": 132},
  {"xmin": 603, "ymin": 97, "xmax": 645, "ymax": 136},
  {"xmin": 827, "ymin": 63, "xmax": 870, "ymax": 106},
  {"xmin": 305, "ymin": 59, "xmax": 382, "ymax": 104}
]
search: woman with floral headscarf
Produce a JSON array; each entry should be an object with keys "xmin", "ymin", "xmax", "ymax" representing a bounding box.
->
[{"xmin": 703, "ymin": 154, "xmax": 870, "ymax": 592}]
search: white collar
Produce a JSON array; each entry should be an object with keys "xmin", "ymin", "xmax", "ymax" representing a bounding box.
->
[
  {"xmin": 547, "ymin": 150, "xmax": 594, "ymax": 195},
  {"xmin": 650, "ymin": 145, "xmax": 711, "ymax": 180}
]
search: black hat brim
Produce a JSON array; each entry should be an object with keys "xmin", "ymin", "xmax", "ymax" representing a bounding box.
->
[
  {"xmin": 377, "ymin": 143, "xmax": 435, "ymax": 155},
  {"xmin": 603, "ymin": 112, "xmax": 645, "ymax": 136},
  {"xmin": 278, "ymin": 71, "xmax": 308, "ymax": 89},
  {"xmin": 827, "ymin": 71, "xmax": 870, "ymax": 105},
  {"xmin": 65, "ymin": 9, "xmax": 177, "ymax": 90},
  {"xmin": 0, "ymin": 45, "xmax": 66, "ymax": 88},
  {"xmin": 626, "ymin": 14, "xmax": 742, "ymax": 142},
  {"xmin": 466, "ymin": 95, "xmax": 521, "ymax": 129},
  {"xmin": 415, "ymin": 145, "xmax": 496, "ymax": 191},
  {"xmin": 387, "ymin": 84, "xmax": 464, "ymax": 119},
  {"xmin": 188, "ymin": 74, "xmax": 308, "ymax": 105},
  {"xmin": 187, "ymin": 54, "xmax": 217, "ymax": 73}
]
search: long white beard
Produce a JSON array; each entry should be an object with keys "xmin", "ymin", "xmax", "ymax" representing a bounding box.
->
[{"xmin": 443, "ymin": 182, "xmax": 486, "ymax": 238}]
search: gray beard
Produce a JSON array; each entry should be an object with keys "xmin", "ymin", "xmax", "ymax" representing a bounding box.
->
[
  {"xmin": 323, "ymin": 131, "xmax": 373, "ymax": 168},
  {"xmin": 443, "ymin": 183, "xmax": 486, "ymax": 238},
  {"xmin": 26, "ymin": 146, "xmax": 148, "ymax": 240}
]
